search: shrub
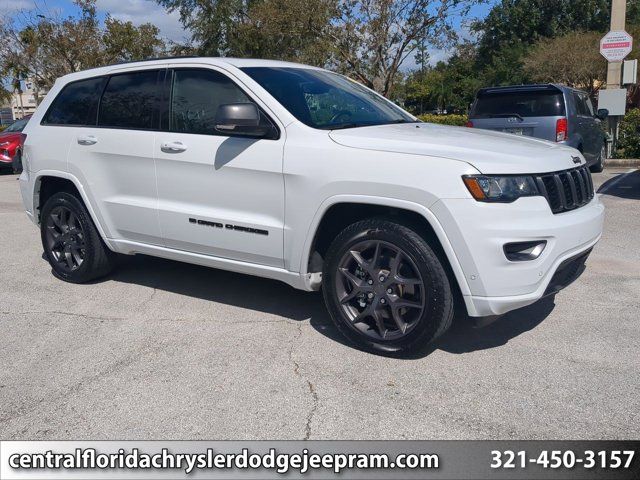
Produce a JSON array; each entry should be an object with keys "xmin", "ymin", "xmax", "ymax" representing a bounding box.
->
[
  {"xmin": 0, "ymin": 125, "xmax": 6, "ymax": 132},
  {"xmin": 616, "ymin": 109, "xmax": 640, "ymax": 159},
  {"xmin": 417, "ymin": 114, "xmax": 469, "ymax": 127}
]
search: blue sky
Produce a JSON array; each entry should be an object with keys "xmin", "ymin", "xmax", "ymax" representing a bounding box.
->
[{"xmin": 1, "ymin": 0, "xmax": 497, "ymax": 65}]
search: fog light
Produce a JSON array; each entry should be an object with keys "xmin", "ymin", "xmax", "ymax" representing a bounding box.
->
[{"xmin": 504, "ymin": 241, "xmax": 547, "ymax": 262}]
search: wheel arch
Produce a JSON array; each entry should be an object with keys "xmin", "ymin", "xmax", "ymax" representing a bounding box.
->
[
  {"xmin": 33, "ymin": 171, "xmax": 112, "ymax": 246},
  {"xmin": 301, "ymin": 196, "xmax": 472, "ymax": 299}
]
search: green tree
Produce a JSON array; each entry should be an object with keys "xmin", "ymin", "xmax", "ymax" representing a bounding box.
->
[
  {"xmin": 522, "ymin": 31, "xmax": 606, "ymax": 96},
  {"xmin": 103, "ymin": 17, "xmax": 167, "ymax": 63},
  {"xmin": 403, "ymin": 42, "xmax": 481, "ymax": 114},
  {"xmin": 472, "ymin": 0, "xmax": 640, "ymax": 88},
  {"xmin": 156, "ymin": 0, "xmax": 481, "ymax": 97},
  {"xmin": 0, "ymin": 0, "xmax": 167, "ymax": 95},
  {"xmin": 475, "ymin": 0, "xmax": 640, "ymax": 61}
]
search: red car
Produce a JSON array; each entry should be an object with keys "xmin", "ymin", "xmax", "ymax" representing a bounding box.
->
[{"xmin": 0, "ymin": 116, "xmax": 30, "ymax": 174}]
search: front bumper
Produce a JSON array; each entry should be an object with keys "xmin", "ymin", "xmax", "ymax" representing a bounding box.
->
[{"xmin": 432, "ymin": 194, "xmax": 604, "ymax": 317}]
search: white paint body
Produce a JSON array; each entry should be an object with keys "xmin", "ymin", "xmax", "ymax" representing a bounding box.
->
[{"xmin": 19, "ymin": 58, "xmax": 604, "ymax": 318}]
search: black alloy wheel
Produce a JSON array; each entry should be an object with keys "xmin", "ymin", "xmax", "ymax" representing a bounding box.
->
[
  {"xmin": 323, "ymin": 219, "xmax": 454, "ymax": 354},
  {"xmin": 44, "ymin": 205, "xmax": 86, "ymax": 273},
  {"xmin": 335, "ymin": 239, "xmax": 426, "ymax": 341}
]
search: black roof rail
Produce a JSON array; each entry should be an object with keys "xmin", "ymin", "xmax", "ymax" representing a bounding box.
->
[
  {"xmin": 108, "ymin": 55, "xmax": 202, "ymax": 67},
  {"xmin": 478, "ymin": 84, "xmax": 563, "ymax": 94}
]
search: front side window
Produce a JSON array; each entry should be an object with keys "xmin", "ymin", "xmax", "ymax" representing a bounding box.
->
[
  {"xmin": 241, "ymin": 67, "xmax": 414, "ymax": 130},
  {"xmin": 43, "ymin": 77, "xmax": 106, "ymax": 126},
  {"xmin": 98, "ymin": 70, "xmax": 161, "ymax": 129},
  {"xmin": 170, "ymin": 69, "xmax": 273, "ymax": 136}
]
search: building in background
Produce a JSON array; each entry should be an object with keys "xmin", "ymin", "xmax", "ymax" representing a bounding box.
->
[
  {"xmin": 0, "ymin": 106, "xmax": 13, "ymax": 126},
  {"xmin": 10, "ymin": 80, "xmax": 42, "ymax": 119}
]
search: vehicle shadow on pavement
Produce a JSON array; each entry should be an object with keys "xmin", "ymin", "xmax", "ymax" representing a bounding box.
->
[
  {"xmin": 433, "ymin": 296, "xmax": 555, "ymax": 356},
  {"xmin": 597, "ymin": 169, "xmax": 640, "ymax": 200},
  {"xmin": 110, "ymin": 254, "xmax": 555, "ymax": 359}
]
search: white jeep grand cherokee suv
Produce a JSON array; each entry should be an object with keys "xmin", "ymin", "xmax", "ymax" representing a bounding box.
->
[{"xmin": 19, "ymin": 58, "xmax": 604, "ymax": 353}]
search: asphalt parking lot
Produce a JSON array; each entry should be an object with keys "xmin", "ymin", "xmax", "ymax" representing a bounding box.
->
[{"xmin": 0, "ymin": 167, "xmax": 638, "ymax": 440}]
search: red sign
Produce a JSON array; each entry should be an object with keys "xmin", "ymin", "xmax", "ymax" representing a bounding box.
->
[{"xmin": 600, "ymin": 31, "xmax": 633, "ymax": 62}]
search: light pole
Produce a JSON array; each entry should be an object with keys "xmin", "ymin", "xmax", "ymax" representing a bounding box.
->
[
  {"xmin": 604, "ymin": 0, "xmax": 628, "ymax": 152},
  {"xmin": 606, "ymin": 0, "xmax": 628, "ymax": 90}
]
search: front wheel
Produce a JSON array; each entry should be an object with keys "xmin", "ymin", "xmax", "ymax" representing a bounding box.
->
[{"xmin": 322, "ymin": 219, "xmax": 454, "ymax": 354}]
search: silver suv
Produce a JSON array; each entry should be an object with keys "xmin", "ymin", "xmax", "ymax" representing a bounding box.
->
[{"xmin": 468, "ymin": 84, "xmax": 608, "ymax": 172}]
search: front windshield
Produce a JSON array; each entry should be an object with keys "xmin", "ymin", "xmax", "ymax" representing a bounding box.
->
[
  {"xmin": 241, "ymin": 67, "xmax": 415, "ymax": 130},
  {"xmin": 5, "ymin": 117, "xmax": 29, "ymax": 132}
]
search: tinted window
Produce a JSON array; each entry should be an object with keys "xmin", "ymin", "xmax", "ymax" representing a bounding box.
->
[
  {"xmin": 242, "ymin": 67, "xmax": 414, "ymax": 130},
  {"xmin": 99, "ymin": 71, "xmax": 161, "ymax": 129},
  {"xmin": 43, "ymin": 77, "xmax": 106, "ymax": 126},
  {"xmin": 170, "ymin": 69, "xmax": 272, "ymax": 135},
  {"xmin": 471, "ymin": 90, "xmax": 565, "ymax": 118},
  {"xmin": 575, "ymin": 93, "xmax": 594, "ymax": 116},
  {"xmin": 584, "ymin": 97, "xmax": 595, "ymax": 116}
]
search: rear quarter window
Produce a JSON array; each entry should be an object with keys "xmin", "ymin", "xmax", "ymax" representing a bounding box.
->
[
  {"xmin": 42, "ymin": 77, "xmax": 107, "ymax": 126},
  {"xmin": 471, "ymin": 90, "xmax": 565, "ymax": 118}
]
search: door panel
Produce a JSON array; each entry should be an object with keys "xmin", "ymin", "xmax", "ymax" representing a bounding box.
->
[
  {"xmin": 67, "ymin": 69, "xmax": 163, "ymax": 244},
  {"xmin": 68, "ymin": 128, "xmax": 160, "ymax": 243},
  {"xmin": 155, "ymin": 68, "xmax": 285, "ymax": 267}
]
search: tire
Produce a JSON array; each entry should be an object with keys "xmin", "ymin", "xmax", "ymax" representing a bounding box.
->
[
  {"xmin": 40, "ymin": 192, "xmax": 116, "ymax": 283},
  {"xmin": 322, "ymin": 219, "xmax": 454, "ymax": 354},
  {"xmin": 12, "ymin": 150, "xmax": 23, "ymax": 174},
  {"xmin": 590, "ymin": 143, "xmax": 606, "ymax": 173}
]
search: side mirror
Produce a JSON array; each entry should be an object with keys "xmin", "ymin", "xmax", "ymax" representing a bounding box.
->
[
  {"xmin": 214, "ymin": 103, "xmax": 269, "ymax": 137},
  {"xmin": 596, "ymin": 108, "xmax": 609, "ymax": 120}
]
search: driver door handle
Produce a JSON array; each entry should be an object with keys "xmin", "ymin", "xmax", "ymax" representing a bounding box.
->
[
  {"xmin": 161, "ymin": 141, "xmax": 187, "ymax": 153},
  {"xmin": 77, "ymin": 135, "xmax": 98, "ymax": 146}
]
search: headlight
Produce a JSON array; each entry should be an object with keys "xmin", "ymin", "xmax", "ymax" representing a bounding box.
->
[
  {"xmin": 0, "ymin": 141, "xmax": 9, "ymax": 147},
  {"xmin": 462, "ymin": 175, "xmax": 539, "ymax": 203}
]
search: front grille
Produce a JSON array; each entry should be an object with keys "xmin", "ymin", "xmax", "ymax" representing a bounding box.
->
[{"xmin": 535, "ymin": 165, "xmax": 594, "ymax": 214}]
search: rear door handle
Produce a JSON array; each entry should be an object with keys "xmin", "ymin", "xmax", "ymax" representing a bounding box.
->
[
  {"xmin": 161, "ymin": 141, "xmax": 187, "ymax": 153},
  {"xmin": 77, "ymin": 135, "xmax": 97, "ymax": 146}
]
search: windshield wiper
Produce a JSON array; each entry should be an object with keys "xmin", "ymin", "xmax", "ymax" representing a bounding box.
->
[
  {"xmin": 324, "ymin": 119, "xmax": 419, "ymax": 130},
  {"xmin": 326, "ymin": 123, "xmax": 361, "ymax": 130}
]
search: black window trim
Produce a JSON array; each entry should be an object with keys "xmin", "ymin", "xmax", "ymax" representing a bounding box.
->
[
  {"xmin": 41, "ymin": 66, "xmax": 280, "ymax": 140},
  {"xmin": 166, "ymin": 67, "xmax": 280, "ymax": 140}
]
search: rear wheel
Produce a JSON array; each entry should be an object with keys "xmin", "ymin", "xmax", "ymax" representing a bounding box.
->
[
  {"xmin": 41, "ymin": 192, "xmax": 116, "ymax": 283},
  {"xmin": 590, "ymin": 143, "xmax": 606, "ymax": 173},
  {"xmin": 12, "ymin": 150, "xmax": 23, "ymax": 174},
  {"xmin": 322, "ymin": 219, "xmax": 454, "ymax": 354}
]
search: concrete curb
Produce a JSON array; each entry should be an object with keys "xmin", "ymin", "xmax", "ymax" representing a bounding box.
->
[{"xmin": 605, "ymin": 158, "xmax": 640, "ymax": 167}]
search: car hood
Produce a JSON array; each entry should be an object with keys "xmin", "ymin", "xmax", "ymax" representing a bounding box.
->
[{"xmin": 328, "ymin": 122, "xmax": 584, "ymax": 174}]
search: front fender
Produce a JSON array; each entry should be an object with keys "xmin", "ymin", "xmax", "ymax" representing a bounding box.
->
[{"xmin": 298, "ymin": 194, "xmax": 472, "ymax": 298}]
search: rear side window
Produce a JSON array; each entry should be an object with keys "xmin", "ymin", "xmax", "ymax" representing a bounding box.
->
[
  {"xmin": 98, "ymin": 70, "xmax": 161, "ymax": 129},
  {"xmin": 43, "ymin": 77, "xmax": 106, "ymax": 126},
  {"xmin": 574, "ymin": 93, "xmax": 594, "ymax": 116},
  {"xmin": 471, "ymin": 90, "xmax": 565, "ymax": 118},
  {"xmin": 170, "ymin": 69, "xmax": 266, "ymax": 135}
]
